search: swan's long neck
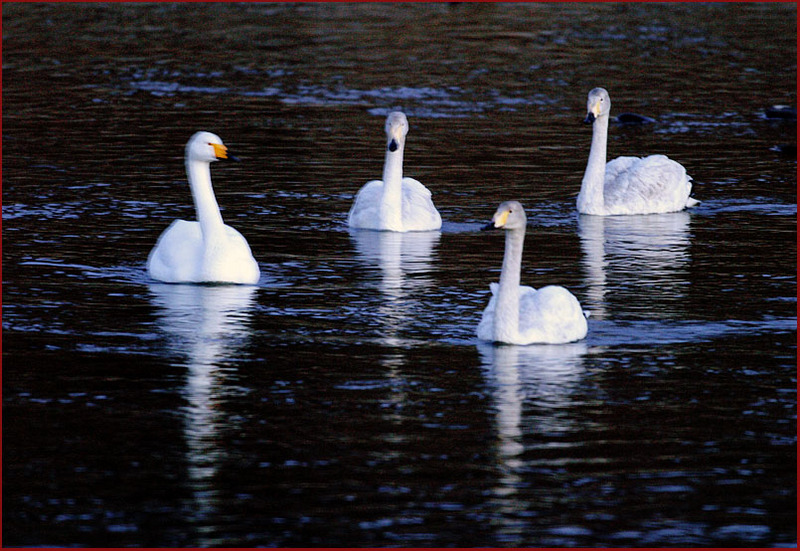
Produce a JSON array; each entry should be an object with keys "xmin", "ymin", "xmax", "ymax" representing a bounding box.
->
[
  {"xmin": 578, "ymin": 115, "xmax": 609, "ymax": 214},
  {"xmin": 187, "ymin": 158, "xmax": 225, "ymax": 241},
  {"xmin": 494, "ymin": 227, "xmax": 524, "ymax": 342},
  {"xmin": 379, "ymin": 144, "xmax": 404, "ymax": 231}
]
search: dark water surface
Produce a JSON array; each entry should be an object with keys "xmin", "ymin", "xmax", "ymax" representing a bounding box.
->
[{"xmin": 3, "ymin": 3, "xmax": 796, "ymax": 547}]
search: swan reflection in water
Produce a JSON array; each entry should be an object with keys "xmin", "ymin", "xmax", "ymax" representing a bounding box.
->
[
  {"xmin": 350, "ymin": 229, "xmax": 440, "ymax": 427},
  {"xmin": 477, "ymin": 341, "xmax": 587, "ymax": 545},
  {"xmin": 579, "ymin": 211, "xmax": 692, "ymax": 320},
  {"xmin": 148, "ymin": 283, "xmax": 257, "ymax": 542},
  {"xmin": 350, "ymin": 229, "xmax": 440, "ymax": 347}
]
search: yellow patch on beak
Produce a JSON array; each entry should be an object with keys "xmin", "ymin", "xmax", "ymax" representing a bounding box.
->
[
  {"xmin": 390, "ymin": 127, "xmax": 404, "ymax": 143},
  {"xmin": 211, "ymin": 143, "xmax": 229, "ymax": 159},
  {"xmin": 494, "ymin": 210, "xmax": 510, "ymax": 228},
  {"xmin": 590, "ymin": 101, "xmax": 602, "ymax": 118}
]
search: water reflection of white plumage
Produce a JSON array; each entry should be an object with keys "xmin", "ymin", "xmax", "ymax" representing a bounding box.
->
[
  {"xmin": 477, "ymin": 341, "xmax": 587, "ymax": 545},
  {"xmin": 578, "ymin": 211, "xmax": 692, "ymax": 320},
  {"xmin": 350, "ymin": 229, "xmax": 440, "ymax": 426},
  {"xmin": 148, "ymin": 283, "xmax": 256, "ymax": 542},
  {"xmin": 350, "ymin": 229, "xmax": 440, "ymax": 346}
]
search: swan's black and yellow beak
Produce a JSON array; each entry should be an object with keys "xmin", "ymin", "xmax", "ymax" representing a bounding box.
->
[
  {"xmin": 387, "ymin": 121, "xmax": 406, "ymax": 152},
  {"xmin": 211, "ymin": 143, "xmax": 241, "ymax": 162},
  {"xmin": 482, "ymin": 209, "xmax": 510, "ymax": 231},
  {"xmin": 584, "ymin": 99, "xmax": 602, "ymax": 124}
]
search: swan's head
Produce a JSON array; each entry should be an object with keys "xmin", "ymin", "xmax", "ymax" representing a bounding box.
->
[
  {"xmin": 186, "ymin": 131, "xmax": 235, "ymax": 163},
  {"xmin": 483, "ymin": 200, "xmax": 527, "ymax": 231},
  {"xmin": 385, "ymin": 111, "xmax": 409, "ymax": 152},
  {"xmin": 584, "ymin": 87, "xmax": 611, "ymax": 124}
]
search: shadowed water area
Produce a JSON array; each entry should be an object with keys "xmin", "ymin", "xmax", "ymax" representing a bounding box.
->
[{"xmin": 2, "ymin": 3, "xmax": 796, "ymax": 547}]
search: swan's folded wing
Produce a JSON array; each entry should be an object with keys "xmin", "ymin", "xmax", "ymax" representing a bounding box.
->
[
  {"xmin": 519, "ymin": 285, "xmax": 588, "ymax": 344},
  {"xmin": 604, "ymin": 156, "xmax": 640, "ymax": 185},
  {"xmin": 605, "ymin": 155, "xmax": 690, "ymax": 213},
  {"xmin": 223, "ymin": 224, "xmax": 259, "ymax": 260},
  {"xmin": 348, "ymin": 180, "xmax": 384, "ymax": 228},
  {"xmin": 401, "ymin": 177, "xmax": 442, "ymax": 231},
  {"xmin": 476, "ymin": 283, "xmax": 501, "ymax": 341},
  {"xmin": 516, "ymin": 285, "xmax": 541, "ymax": 322},
  {"xmin": 147, "ymin": 220, "xmax": 203, "ymax": 282}
]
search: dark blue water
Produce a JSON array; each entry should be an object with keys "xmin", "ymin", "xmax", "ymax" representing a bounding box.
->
[{"xmin": 3, "ymin": 3, "xmax": 796, "ymax": 547}]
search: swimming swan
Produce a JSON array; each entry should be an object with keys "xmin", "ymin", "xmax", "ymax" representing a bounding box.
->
[
  {"xmin": 147, "ymin": 131, "xmax": 260, "ymax": 284},
  {"xmin": 348, "ymin": 111, "xmax": 442, "ymax": 232},
  {"xmin": 477, "ymin": 201, "xmax": 588, "ymax": 345},
  {"xmin": 578, "ymin": 87, "xmax": 699, "ymax": 215}
]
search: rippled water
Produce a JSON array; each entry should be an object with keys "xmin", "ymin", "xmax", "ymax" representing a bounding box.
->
[{"xmin": 3, "ymin": 3, "xmax": 796, "ymax": 547}]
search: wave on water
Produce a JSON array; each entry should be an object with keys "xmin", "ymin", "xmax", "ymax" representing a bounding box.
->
[{"xmin": 121, "ymin": 69, "xmax": 557, "ymax": 118}]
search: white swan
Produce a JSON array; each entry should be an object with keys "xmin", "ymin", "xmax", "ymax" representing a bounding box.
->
[
  {"xmin": 348, "ymin": 111, "xmax": 442, "ymax": 232},
  {"xmin": 477, "ymin": 201, "xmax": 588, "ymax": 345},
  {"xmin": 147, "ymin": 131, "xmax": 260, "ymax": 284},
  {"xmin": 578, "ymin": 87, "xmax": 699, "ymax": 215}
]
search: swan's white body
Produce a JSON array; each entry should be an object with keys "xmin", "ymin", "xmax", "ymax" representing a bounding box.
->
[
  {"xmin": 477, "ymin": 201, "xmax": 588, "ymax": 345},
  {"xmin": 147, "ymin": 131, "xmax": 260, "ymax": 284},
  {"xmin": 348, "ymin": 112, "xmax": 442, "ymax": 232},
  {"xmin": 578, "ymin": 87, "xmax": 698, "ymax": 216}
]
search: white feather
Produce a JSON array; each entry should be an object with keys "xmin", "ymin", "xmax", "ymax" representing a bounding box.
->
[
  {"xmin": 147, "ymin": 131, "xmax": 259, "ymax": 284},
  {"xmin": 477, "ymin": 201, "xmax": 588, "ymax": 345},
  {"xmin": 348, "ymin": 112, "xmax": 441, "ymax": 232},
  {"xmin": 578, "ymin": 88, "xmax": 699, "ymax": 216}
]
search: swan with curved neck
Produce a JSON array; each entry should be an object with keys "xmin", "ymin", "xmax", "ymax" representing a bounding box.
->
[
  {"xmin": 477, "ymin": 201, "xmax": 588, "ymax": 345},
  {"xmin": 578, "ymin": 87, "xmax": 699, "ymax": 215},
  {"xmin": 147, "ymin": 131, "xmax": 260, "ymax": 284},
  {"xmin": 348, "ymin": 111, "xmax": 442, "ymax": 232}
]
